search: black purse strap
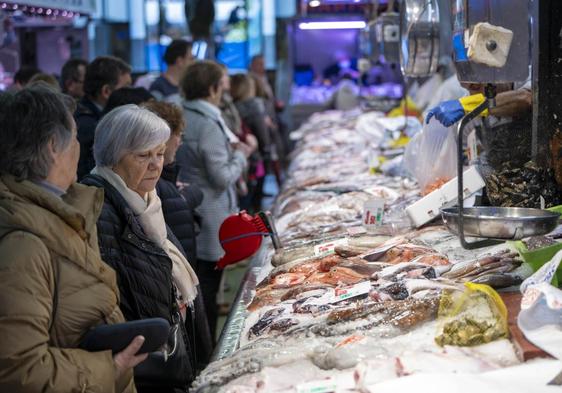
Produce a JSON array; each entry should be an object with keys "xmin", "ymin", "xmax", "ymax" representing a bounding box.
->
[{"xmin": 170, "ymin": 284, "xmax": 195, "ymax": 392}]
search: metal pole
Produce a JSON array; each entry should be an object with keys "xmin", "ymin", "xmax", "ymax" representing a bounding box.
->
[{"xmin": 456, "ymin": 84, "xmax": 500, "ymax": 249}]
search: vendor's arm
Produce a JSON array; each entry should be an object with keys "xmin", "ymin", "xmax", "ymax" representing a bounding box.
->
[
  {"xmin": 425, "ymin": 94, "xmax": 486, "ymax": 127},
  {"xmin": 426, "ymin": 86, "xmax": 532, "ymax": 127},
  {"xmin": 489, "ymin": 88, "xmax": 532, "ymax": 118}
]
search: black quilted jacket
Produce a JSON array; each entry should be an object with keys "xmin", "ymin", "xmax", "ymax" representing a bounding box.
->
[
  {"xmin": 81, "ymin": 174, "xmax": 207, "ymax": 389},
  {"xmin": 156, "ymin": 164, "xmax": 203, "ymax": 267}
]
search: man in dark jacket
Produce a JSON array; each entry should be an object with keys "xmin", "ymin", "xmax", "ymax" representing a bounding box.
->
[
  {"xmin": 75, "ymin": 56, "xmax": 132, "ymax": 180},
  {"xmin": 60, "ymin": 58, "xmax": 88, "ymax": 100},
  {"xmin": 149, "ymin": 39, "xmax": 194, "ymax": 101}
]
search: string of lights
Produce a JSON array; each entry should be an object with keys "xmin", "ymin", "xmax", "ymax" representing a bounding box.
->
[{"xmin": 0, "ymin": 2, "xmax": 79, "ymax": 18}]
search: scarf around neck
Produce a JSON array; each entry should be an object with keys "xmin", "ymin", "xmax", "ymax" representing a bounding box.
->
[{"xmin": 91, "ymin": 166, "xmax": 199, "ymax": 306}]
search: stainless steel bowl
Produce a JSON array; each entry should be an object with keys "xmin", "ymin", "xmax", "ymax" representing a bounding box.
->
[{"xmin": 440, "ymin": 207, "xmax": 560, "ymax": 240}]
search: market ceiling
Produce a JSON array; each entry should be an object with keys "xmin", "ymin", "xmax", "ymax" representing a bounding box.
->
[{"xmin": 2, "ymin": 0, "xmax": 95, "ymax": 15}]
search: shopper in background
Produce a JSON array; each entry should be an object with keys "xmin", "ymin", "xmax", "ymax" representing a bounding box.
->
[
  {"xmin": 143, "ymin": 100, "xmax": 213, "ymax": 369},
  {"xmin": 326, "ymin": 72, "xmax": 360, "ymax": 111},
  {"xmin": 218, "ymin": 65, "xmax": 243, "ymax": 136},
  {"xmin": 28, "ymin": 73, "xmax": 61, "ymax": 91},
  {"xmin": 150, "ymin": 39, "xmax": 194, "ymax": 102},
  {"xmin": 60, "ymin": 58, "xmax": 88, "ymax": 100},
  {"xmin": 82, "ymin": 105, "xmax": 201, "ymax": 392},
  {"xmin": 218, "ymin": 66, "xmax": 258, "ymax": 201},
  {"xmin": 7, "ymin": 65, "xmax": 40, "ymax": 92},
  {"xmin": 249, "ymin": 54, "xmax": 275, "ymax": 111},
  {"xmin": 250, "ymin": 72, "xmax": 284, "ymax": 187},
  {"xmin": 249, "ymin": 57, "xmax": 278, "ymax": 136},
  {"xmin": 104, "ymin": 86, "xmax": 154, "ymax": 114},
  {"xmin": 0, "ymin": 85, "xmax": 143, "ymax": 393},
  {"xmin": 76, "ymin": 56, "xmax": 132, "ymax": 180},
  {"xmin": 176, "ymin": 60, "xmax": 251, "ymax": 338},
  {"xmin": 231, "ymin": 74, "xmax": 270, "ymax": 157},
  {"xmin": 142, "ymin": 100, "xmax": 201, "ymax": 265},
  {"xmin": 231, "ymin": 73, "xmax": 270, "ymax": 212}
]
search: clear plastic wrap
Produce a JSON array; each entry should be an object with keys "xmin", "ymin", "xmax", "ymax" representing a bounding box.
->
[
  {"xmin": 518, "ymin": 250, "xmax": 562, "ymax": 360},
  {"xmin": 403, "ymin": 118, "xmax": 458, "ymax": 194}
]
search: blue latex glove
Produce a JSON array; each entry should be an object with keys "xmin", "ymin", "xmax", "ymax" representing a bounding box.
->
[{"xmin": 425, "ymin": 99, "xmax": 465, "ymax": 127}]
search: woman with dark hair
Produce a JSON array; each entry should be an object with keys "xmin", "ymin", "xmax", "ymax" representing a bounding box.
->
[
  {"xmin": 104, "ymin": 87, "xmax": 155, "ymax": 114},
  {"xmin": 0, "ymin": 85, "xmax": 144, "ymax": 393},
  {"xmin": 176, "ymin": 60, "xmax": 252, "ymax": 337}
]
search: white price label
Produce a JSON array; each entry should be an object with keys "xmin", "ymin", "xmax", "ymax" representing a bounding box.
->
[
  {"xmin": 331, "ymin": 280, "xmax": 371, "ymax": 303},
  {"xmin": 363, "ymin": 198, "xmax": 385, "ymax": 230},
  {"xmin": 314, "ymin": 238, "xmax": 349, "ymax": 258}
]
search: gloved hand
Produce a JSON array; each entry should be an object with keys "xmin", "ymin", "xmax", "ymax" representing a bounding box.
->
[{"xmin": 425, "ymin": 94, "xmax": 487, "ymax": 127}]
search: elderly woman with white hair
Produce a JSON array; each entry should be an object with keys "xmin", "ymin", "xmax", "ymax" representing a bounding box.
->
[{"xmin": 82, "ymin": 104, "xmax": 201, "ymax": 393}]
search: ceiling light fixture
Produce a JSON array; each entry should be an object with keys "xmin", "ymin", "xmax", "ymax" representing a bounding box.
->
[{"xmin": 298, "ymin": 20, "xmax": 367, "ymax": 30}]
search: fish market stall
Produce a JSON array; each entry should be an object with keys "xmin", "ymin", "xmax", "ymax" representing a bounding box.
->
[
  {"xmin": 194, "ymin": 108, "xmax": 562, "ymax": 392},
  {"xmin": 213, "ymin": 246, "xmax": 272, "ymax": 361},
  {"xmin": 196, "ymin": 0, "xmax": 562, "ymax": 389}
]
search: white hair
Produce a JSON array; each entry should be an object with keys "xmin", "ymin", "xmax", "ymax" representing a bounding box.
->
[{"xmin": 94, "ymin": 104, "xmax": 171, "ymax": 167}]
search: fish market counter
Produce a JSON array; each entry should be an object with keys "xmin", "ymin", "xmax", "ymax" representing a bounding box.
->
[
  {"xmin": 212, "ymin": 245, "xmax": 272, "ymax": 361},
  {"xmin": 195, "ymin": 110, "xmax": 561, "ymax": 393}
]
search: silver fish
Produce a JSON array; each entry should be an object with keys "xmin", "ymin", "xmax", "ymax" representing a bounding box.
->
[
  {"xmin": 375, "ymin": 262, "xmax": 431, "ymax": 280},
  {"xmin": 404, "ymin": 278, "xmax": 464, "ymax": 295},
  {"xmin": 443, "ymin": 250, "xmax": 515, "ymax": 280},
  {"xmin": 469, "ymin": 273, "xmax": 523, "ymax": 288}
]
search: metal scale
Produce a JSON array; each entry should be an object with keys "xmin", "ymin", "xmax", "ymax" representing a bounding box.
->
[
  {"xmin": 401, "ymin": 0, "xmax": 559, "ymax": 249},
  {"xmin": 396, "ymin": 0, "xmax": 440, "ymax": 132},
  {"xmin": 371, "ymin": 0, "xmax": 401, "ymax": 64}
]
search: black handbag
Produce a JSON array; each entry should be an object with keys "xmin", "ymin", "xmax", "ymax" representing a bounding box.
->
[
  {"xmin": 133, "ymin": 287, "xmax": 196, "ymax": 392},
  {"xmin": 80, "ymin": 318, "xmax": 170, "ymax": 354}
]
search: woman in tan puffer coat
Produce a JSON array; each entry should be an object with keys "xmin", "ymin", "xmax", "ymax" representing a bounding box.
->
[{"xmin": 0, "ymin": 85, "xmax": 146, "ymax": 393}]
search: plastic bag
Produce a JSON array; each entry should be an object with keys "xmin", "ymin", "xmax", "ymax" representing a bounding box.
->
[
  {"xmin": 518, "ymin": 250, "xmax": 562, "ymax": 359},
  {"xmin": 403, "ymin": 118, "xmax": 458, "ymax": 195},
  {"xmin": 435, "ymin": 282, "xmax": 509, "ymax": 347},
  {"xmin": 355, "ymin": 111, "xmax": 386, "ymax": 145}
]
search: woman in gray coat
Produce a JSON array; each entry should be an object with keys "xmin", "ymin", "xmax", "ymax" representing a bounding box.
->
[{"xmin": 176, "ymin": 61, "xmax": 252, "ymax": 337}]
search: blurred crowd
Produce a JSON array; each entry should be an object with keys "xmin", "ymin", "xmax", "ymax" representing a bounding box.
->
[{"xmin": 0, "ymin": 40, "xmax": 287, "ymax": 393}]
